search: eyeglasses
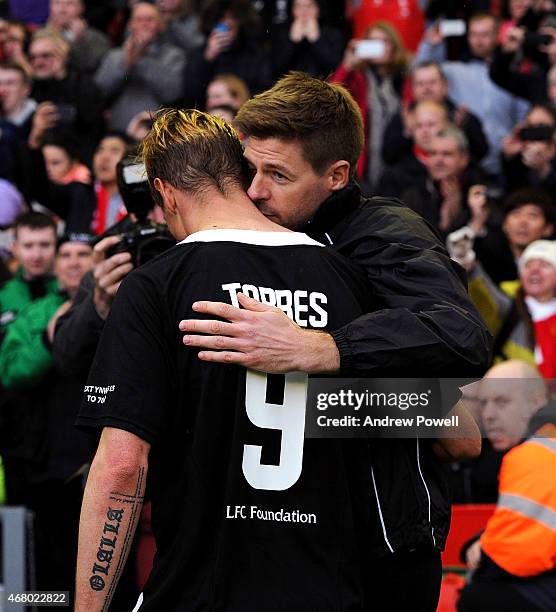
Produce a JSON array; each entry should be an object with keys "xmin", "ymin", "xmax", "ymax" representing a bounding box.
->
[{"xmin": 30, "ymin": 52, "xmax": 55, "ymax": 61}]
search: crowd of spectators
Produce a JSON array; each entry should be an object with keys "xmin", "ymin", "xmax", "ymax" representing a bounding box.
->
[{"xmin": 1, "ymin": 0, "xmax": 556, "ymax": 609}]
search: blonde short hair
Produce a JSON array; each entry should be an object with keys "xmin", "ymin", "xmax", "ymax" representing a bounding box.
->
[
  {"xmin": 141, "ymin": 108, "xmax": 247, "ymax": 205},
  {"xmin": 31, "ymin": 28, "xmax": 70, "ymax": 59}
]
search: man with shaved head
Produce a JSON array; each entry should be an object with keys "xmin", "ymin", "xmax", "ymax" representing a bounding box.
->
[
  {"xmin": 94, "ymin": 2, "xmax": 186, "ymax": 131},
  {"xmin": 459, "ymin": 360, "xmax": 556, "ymax": 612}
]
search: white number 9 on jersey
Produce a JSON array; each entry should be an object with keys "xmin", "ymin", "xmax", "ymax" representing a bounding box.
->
[{"xmin": 242, "ymin": 370, "xmax": 308, "ymax": 491}]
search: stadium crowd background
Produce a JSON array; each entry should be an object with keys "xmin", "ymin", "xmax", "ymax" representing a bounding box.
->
[{"xmin": 0, "ymin": 0, "xmax": 556, "ymax": 610}]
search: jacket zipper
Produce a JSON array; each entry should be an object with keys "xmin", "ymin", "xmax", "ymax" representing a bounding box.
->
[
  {"xmin": 370, "ymin": 465, "xmax": 394, "ymax": 553},
  {"xmin": 416, "ymin": 438, "xmax": 436, "ymax": 547}
]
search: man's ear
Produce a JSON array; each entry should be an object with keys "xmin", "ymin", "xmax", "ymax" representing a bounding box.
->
[
  {"xmin": 153, "ymin": 178, "xmax": 177, "ymax": 215},
  {"xmin": 542, "ymin": 223, "xmax": 554, "ymax": 238},
  {"xmin": 327, "ymin": 160, "xmax": 351, "ymax": 192}
]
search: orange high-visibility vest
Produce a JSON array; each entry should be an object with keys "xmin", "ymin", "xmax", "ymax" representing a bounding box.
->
[{"xmin": 481, "ymin": 424, "xmax": 556, "ymax": 577}]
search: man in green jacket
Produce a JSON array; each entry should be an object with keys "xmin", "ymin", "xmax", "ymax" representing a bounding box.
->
[
  {"xmin": 0, "ymin": 232, "xmax": 93, "ymax": 594},
  {"xmin": 0, "ymin": 232, "xmax": 94, "ymax": 388},
  {"xmin": 0, "ymin": 212, "xmax": 58, "ymax": 332},
  {"xmin": 0, "ymin": 211, "xmax": 58, "ymax": 506}
]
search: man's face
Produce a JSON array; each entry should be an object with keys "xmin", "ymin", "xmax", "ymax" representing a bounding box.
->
[
  {"xmin": 49, "ymin": 0, "xmax": 82, "ymax": 27},
  {"xmin": 130, "ymin": 4, "xmax": 162, "ymax": 43},
  {"xmin": 13, "ymin": 226, "xmax": 57, "ymax": 279},
  {"xmin": 427, "ymin": 136, "xmax": 468, "ymax": 181},
  {"xmin": 480, "ymin": 380, "xmax": 531, "ymax": 451},
  {"xmin": 412, "ymin": 67, "xmax": 447, "ymax": 103},
  {"xmin": 0, "ymin": 68, "xmax": 30, "ymax": 115},
  {"xmin": 467, "ymin": 18, "xmax": 498, "ymax": 60},
  {"xmin": 503, "ymin": 204, "xmax": 553, "ymax": 251},
  {"xmin": 30, "ymin": 38, "xmax": 67, "ymax": 80},
  {"xmin": 55, "ymin": 241, "xmax": 93, "ymax": 294},
  {"xmin": 244, "ymin": 137, "xmax": 334, "ymax": 230},
  {"xmin": 521, "ymin": 258, "xmax": 556, "ymax": 301},
  {"xmin": 412, "ymin": 107, "xmax": 447, "ymax": 151},
  {"xmin": 93, "ymin": 136, "xmax": 127, "ymax": 185}
]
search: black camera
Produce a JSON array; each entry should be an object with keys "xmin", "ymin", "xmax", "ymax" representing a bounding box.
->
[
  {"xmin": 523, "ymin": 32, "xmax": 553, "ymax": 48},
  {"xmin": 104, "ymin": 155, "xmax": 175, "ymax": 267},
  {"xmin": 519, "ymin": 124, "xmax": 555, "ymax": 142}
]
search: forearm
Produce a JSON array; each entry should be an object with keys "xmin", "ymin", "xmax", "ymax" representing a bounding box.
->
[
  {"xmin": 94, "ymin": 51, "xmax": 127, "ymax": 97},
  {"xmin": 296, "ymin": 329, "xmax": 340, "ymax": 374},
  {"xmin": 75, "ymin": 453, "xmax": 147, "ymax": 612},
  {"xmin": 489, "ymin": 47, "xmax": 534, "ymax": 100},
  {"xmin": 330, "ymin": 306, "xmax": 491, "ymax": 376},
  {"xmin": 413, "ymin": 39, "xmax": 446, "ymax": 66},
  {"xmin": 53, "ymin": 278, "xmax": 105, "ymax": 377}
]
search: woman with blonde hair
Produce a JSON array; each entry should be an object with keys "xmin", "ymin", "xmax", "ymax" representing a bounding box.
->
[
  {"xmin": 206, "ymin": 73, "xmax": 250, "ymax": 111},
  {"xmin": 330, "ymin": 20, "xmax": 411, "ymax": 192}
]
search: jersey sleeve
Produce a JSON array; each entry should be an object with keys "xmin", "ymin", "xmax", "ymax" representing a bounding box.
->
[{"xmin": 76, "ymin": 271, "xmax": 170, "ymax": 445}]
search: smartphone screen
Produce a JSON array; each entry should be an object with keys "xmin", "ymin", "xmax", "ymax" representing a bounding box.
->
[
  {"xmin": 123, "ymin": 163, "xmax": 147, "ymax": 185},
  {"xmin": 439, "ymin": 20, "xmax": 467, "ymax": 37},
  {"xmin": 355, "ymin": 40, "xmax": 386, "ymax": 59}
]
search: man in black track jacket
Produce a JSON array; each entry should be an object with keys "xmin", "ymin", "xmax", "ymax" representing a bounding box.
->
[{"xmin": 178, "ymin": 72, "xmax": 491, "ymax": 612}]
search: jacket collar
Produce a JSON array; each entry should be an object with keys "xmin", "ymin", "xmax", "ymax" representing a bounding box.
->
[{"xmin": 304, "ymin": 181, "xmax": 361, "ymax": 244}]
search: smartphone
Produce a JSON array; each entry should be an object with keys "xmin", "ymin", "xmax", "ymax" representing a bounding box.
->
[
  {"xmin": 355, "ymin": 40, "xmax": 386, "ymax": 59},
  {"xmin": 214, "ymin": 22, "xmax": 230, "ymax": 34},
  {"xmin": 55, "ymin": 103, "xmax": 77, "ymax": 125},
  {"xmin": 439, "ymin": 19, "xmax": 467, "ymax": 37},
  {"xmin": 519, "ymin": 124, "xmax": 555, "ymax": 142},
  {"xmin": 523, "ymin": 32, "xmax": 553, "ymax": 47}
]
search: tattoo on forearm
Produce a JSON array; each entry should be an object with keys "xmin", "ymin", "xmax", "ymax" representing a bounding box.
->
[{"xmin": 88, "ymin": 466, "xmax": 145, "ymax": 612}]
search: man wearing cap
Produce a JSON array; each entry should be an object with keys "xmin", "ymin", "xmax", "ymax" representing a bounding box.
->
[{"xmin": 0, "ymin": 231, "xmax": 95, "ymax": 599}]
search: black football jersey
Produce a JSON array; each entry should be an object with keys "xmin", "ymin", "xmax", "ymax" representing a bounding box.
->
[{"xmin": 78, "ymin": 230, "xmax": 376, "ymax": 611}]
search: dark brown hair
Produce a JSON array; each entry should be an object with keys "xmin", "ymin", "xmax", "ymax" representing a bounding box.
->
[
  {"xmin": 0, "ymin": 61, "xmax": 30, "ymax": 84},
  {"xmin": 235, "ymin": 72, "xmax": 364, "ymax": 178},
  {"xmin": 14, "ymin": 211, "xmax": 56, "ymax": 237}
]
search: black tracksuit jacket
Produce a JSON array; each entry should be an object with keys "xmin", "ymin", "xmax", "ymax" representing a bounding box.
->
[{"xmin": 305, "ymin": 182, "xmax": 492, "ymax": 557}]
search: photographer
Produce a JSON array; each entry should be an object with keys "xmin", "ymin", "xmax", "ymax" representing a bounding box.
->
[
  {"xmin": 52, "ymin": 155, "xmax": 172, "ymax": 377},
  {"xmin": 502, "ymin": 104, "xmax": 556, "ymax": 198},
  {"xmin": 490, "ymin": 15, "xmax": 556, "ymax": 104}
]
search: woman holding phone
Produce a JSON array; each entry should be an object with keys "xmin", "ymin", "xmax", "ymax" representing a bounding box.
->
[
  {"xmin": 330, "ymin": 21, "xmax": 411, "ymax": 193},
  {"xmin": 271, "ymin": 0, "xmax": 344, "ymax": 80},
  {"xmin": 184, "ymin": 0, "xmax": 271, "ymax": 107}
]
